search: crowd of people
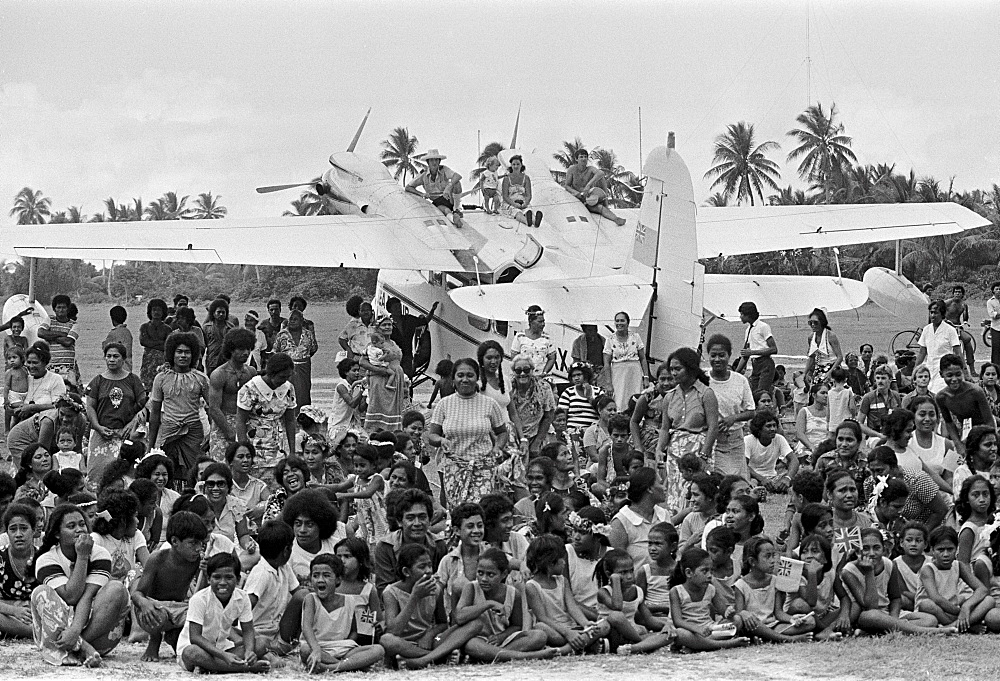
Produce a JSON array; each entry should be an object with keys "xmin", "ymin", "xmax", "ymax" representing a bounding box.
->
[{"xmin": 2, "ymin": 289, "xmax": 1000, "ymax": 674}]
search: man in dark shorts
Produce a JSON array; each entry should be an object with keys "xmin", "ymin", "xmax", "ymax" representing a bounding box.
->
[
  {"xmin": 405, "ymin": 149, "xmax": 464, "ymax": 227},
  {"xmin": 945, "ymin": 284, "xmax": 975, "ymax": 374},
  {"xmin": 561, "ymin": 148, "xmax": 626, "ymax": 226}
]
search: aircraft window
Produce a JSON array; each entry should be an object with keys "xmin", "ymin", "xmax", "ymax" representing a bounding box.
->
[
  {"xmin": 424, "ymin": 220, "xmax": 435, "ymax": 227},
  {"xmin": 580, "ymin": 216, "xmax": 589, "ymax": 222},
  {"xmin": 444, "ymin": 273, "xmax": 470, "ymax": 290},
  {"xmin": 567, "ymin": 216, "xmax": 576, "ymax": 222},
  {"xmin": 496, "ymin": 266, "xmax": 521, "ymax": 284},
  {"xmin": 437, "ymin": 219, "xmax": 448, "ymax": 225},
  {"xmin": 495, "ymin": 320, "xmax": 509, "ymax": 336},
  {"xmin": 467, "ymin": 314, "xmax": 491, "ymax": 332}
]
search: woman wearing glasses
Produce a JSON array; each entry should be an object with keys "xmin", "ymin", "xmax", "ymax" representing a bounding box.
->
[
  {"xmin": 510, "ymin": 354, "xmax": 556, "ymax": 458},
  {"xmin": 804, "ymin": 308, "xmax": 844, "ymax": 387}
]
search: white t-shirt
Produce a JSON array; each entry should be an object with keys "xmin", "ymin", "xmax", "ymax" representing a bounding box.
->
[
  {"xmin": 710, "ymin": 373, "xmax": 755, "ymax": 421},
  {"xmin": 918, "ymin": 322, "xmax": 960, "ymax": 392},
  {"xmin": 177, "ymin": 586, "xmax": 253, "ymax": 662},
  {"xmin": 244, "ymin": 559, "xmax": 298, "ymax": 634},
  {"xmin": 510, "ymin": 332, "xmax": 554, "ymax": 375},
  {"xmin": 744, "ymin": 433, "xmax": 792, "ymax": 478},
  {"xmin": 91, "ymin": 530, "xmax": 147, "ymax": 582},
  {"xmin": 289, "ymin": 531, "xmax": 346, "ymax": 584}
]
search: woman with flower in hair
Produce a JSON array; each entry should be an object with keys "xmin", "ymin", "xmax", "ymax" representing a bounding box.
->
[{"xmin": 565, "ymin": 506, "xmax": 611, "ymax": 618}]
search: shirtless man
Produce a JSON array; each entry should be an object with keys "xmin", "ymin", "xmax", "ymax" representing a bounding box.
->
[
  {"xmin": 561, "ymin": 148, "xmax": 626, "ymax": 226},
  {"xmin": 945, "ymin": 284, "xmax": 975, "ymax": 374},
  {"xmin": 208, "ymin": 328, "xmax": 257, "ymax": 459},
  {"xmin": 406, "ymin": 149, "xmax": 464, "ymax": 227}
]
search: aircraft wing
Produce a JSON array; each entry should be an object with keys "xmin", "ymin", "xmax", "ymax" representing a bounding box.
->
[
  {"xmin": 448, "ymin": 274, "xmax": 653, "ymax": 325},
  {"xmin": 703, "ymin": 274, "xmax": 869, "ymax": 320},
  {"xmin": 697, "ymin": 202, "xmax": 990, "ymax": 258},
  {"xmin": 9, "ymin": 215, "xmax": 473, "ymax": 271}
]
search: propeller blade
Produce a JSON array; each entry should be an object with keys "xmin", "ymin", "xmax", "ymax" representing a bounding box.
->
[
  {"xmin": 347, "ymin": 107, "xmax": 371, "ymax": 153},
  {"xmin": 510, "ymin": 103, "xmax": 521, "ymax": 149},
  {"xmin": 255, "ymin": 183, "xmax": 313, "ymax": 194}
]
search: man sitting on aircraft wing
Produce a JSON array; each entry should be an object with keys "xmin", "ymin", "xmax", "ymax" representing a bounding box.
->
[
  {"xmin": 405, "ymin": 148, "xmax": 464, "ymax": 227},
  {"xmin": 561, "ymin": 148, "xmax": 626, "ymax": 226}
]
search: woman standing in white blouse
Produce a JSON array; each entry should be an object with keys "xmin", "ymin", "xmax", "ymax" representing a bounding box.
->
[{"xmin": 603, "ymin": 311, "xmax": 650, "ymax": 406}]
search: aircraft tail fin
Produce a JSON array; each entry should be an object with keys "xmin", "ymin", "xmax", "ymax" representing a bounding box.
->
[{"xmin": 627, "ymin": 134, "xmax": 704, "ymax": 364}]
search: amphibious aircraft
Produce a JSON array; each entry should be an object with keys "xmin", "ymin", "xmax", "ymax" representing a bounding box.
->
[{"xmin": 4, "ymin": 110, "xmax": 990, "ymax": 381}]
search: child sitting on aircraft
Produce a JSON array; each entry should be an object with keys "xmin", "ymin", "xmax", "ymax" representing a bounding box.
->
[{"xmin": 481, "ymin": 157, "xmax": 501, "ymax": 214}]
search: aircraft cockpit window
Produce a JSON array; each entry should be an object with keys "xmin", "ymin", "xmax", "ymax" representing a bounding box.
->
[
  {"xmin": 467, "ymin": 314, "xmax": 491, "ymax": 332},
  {"xmin": 495, "ymin": 320, "xmax": 509, "ymax": 337}
]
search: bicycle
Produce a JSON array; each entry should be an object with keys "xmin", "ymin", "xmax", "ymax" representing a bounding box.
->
[{"xmin": 889, "ymin": 322, "xmax": 990, "ymax": 356}]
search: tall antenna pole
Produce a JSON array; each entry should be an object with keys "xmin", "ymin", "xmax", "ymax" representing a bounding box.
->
[
  {"xmin": 806, "ymin": 1, "xmax": 812, "ymax": 106},
  {"xmin": 477, "ymin": 129, "xmax": 481, "ymax": 158},
  {"xmin": 638, "ymin": 106, "xmax": 643, "ymax": 173}
]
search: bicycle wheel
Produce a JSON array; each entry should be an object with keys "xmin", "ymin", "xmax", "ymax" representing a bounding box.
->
[
  {"xmin": 889, "ymin": 330, "xmax": 919, "ymax": 356},
  {"xmin": 984, "ymin": 327, "xmax": 992, "ymax": 348}
]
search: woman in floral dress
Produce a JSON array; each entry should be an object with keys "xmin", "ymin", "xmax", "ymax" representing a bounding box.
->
[
  {"xmin": 273, "ymin": 310, "xmax": 317, "ymax": 409},
  {"xmin": 236, "ymin": 352, "xmax": 297, "ymax": 485},
  {"xmin": 602, "ymin": 311, "xmax": 650, "ymax": 405}
]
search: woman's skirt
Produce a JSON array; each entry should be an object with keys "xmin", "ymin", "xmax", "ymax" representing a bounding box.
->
[
  {"xmin": 209, "ymin": 413, "xmax": 238, "ymax": 461},
  {"xmin": 364, "ymin": 370, "xmax": 405, "ymax": 433},
  {"xmin": 665, "ymin": 430, "xmax": 707, "ymax": 515},
  {"xmin": 439, "ymin": 455, "xmax": 499, "ymax": 508},
  {"xmin": 610, "ymin": 360, "xmax": 644, "ymax": 409},
  {"xmin": 87, "ymin": 430, "xmax": 123, "ymax": 490},
  {"xmin": 291, "ymin": 358, "xmax": 312, "ymax": 408},
  {"xmin": 140, "ymin": 349, "xmax": 164, "ymax": 393},
  {"xmin": 713, "ymin": 428, "xmax": 748, "ymax": 477}
]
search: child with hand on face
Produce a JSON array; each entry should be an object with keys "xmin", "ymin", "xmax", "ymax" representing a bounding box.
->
[
  {"xmin": 597, "ymin": 548, "xmax": 675, "ymax": 655},
  {"xmin": 299, "ymin": 554, "xmax": 385, "ymax": 673}
]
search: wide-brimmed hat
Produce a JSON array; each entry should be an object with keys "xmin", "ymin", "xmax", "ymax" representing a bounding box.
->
[{"xmin": 421, "ymin": 149, "xmax": 446, "ymax": 161}]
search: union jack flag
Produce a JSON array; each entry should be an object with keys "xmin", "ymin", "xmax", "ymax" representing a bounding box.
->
[
  {"xmin": 635, "ymin": 222, "xmax": 647, "ymax": 244},
  {"xmin": 356, "ymin": 608, "xmax": 377, "ymax": 635},
  {"xmin": 833, "ymin": 526, "xmax": 863, "ymax": 565}
]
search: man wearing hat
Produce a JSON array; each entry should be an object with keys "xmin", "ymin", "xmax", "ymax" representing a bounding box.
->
[
  {"xmin": 561, "ymin": 148, "xmax": 627, "ymax": 226},
  {"xmin": 405, "ymin": 149, "xmax": 465, "ymax": 227}
]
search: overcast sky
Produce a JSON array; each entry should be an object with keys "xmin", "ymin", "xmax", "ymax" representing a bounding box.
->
[{"xmin": 2, "ymin": 0, "xmax": 997, "ymax": 235}]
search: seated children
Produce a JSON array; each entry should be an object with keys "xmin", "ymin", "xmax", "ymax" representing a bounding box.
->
[
  {"xmin": 244, "ymin": 520, "xmax": 298, "ymax": 666},
  {"xmin": 300, "ymin": 554, "xmax": 385, "ymax": 673},
  {"xmin": 455, "ymin": 548, "xmax": 554, "ymax": 662},
  {"xmin": 733, "ymin": 536, "xmax": 814, "ymax": 642},
  {"xmin": 565, "ymin": 506, "xmax": 610, "ymax": 619},
  {"xmin": 131, "ymin": 511, "xmax": 208, "ymax": 661},
  {"xmin": 177, "ymin": 552, "xmax": 269, "ymax": 673},
  {"xmin": 705, "ymin": 526, "xmax": 739, "ymax": 620},
  {"xmin": 524, "ymin": 534, "xmax": 610, "ymax": 653},
  {"xmin": 786, "ymin": 533, "xmax": 849, "ymax": 640},
  {"xmin": 916, "ymin": 525, "xmax": 994, "ymax": 631},
  {"xmin": 956, "ymin": 474, "xmax": 994, "ymax": 565},
  {"xmin": 596, "ymin": 548, "xmax": 674, "ymax": 654},
  {"xmin": 91, "ymin": 489, "xmax": 149, "ymax": 582},
  {"xmin": 515, "ymin": 458, "xmax": 555, "ymax": 525},
  {"xmin": 669, "ymin": 547, "xmax": 750, "ymax": 651},
  {"xmin": 894, "ymin": 521, "xmax": 929, "ymax": 611},
  {"xmin": 380, "ymin": 544, "xmax": 481, "ymax": 669},
  {"xmin": 334, "ymin": 538, "xmax": 383, "ymax": 641},
  {"xmin": 842, "ymin": 528, "xmax": 953, "ymax": 635},
  {"xmin": 976, "ymin": 524, "xmax": 1000, "ymax": 632},
  {"xmin": 636, "ymin": 522, "xmax": 677, "ymax": 617},
  {"xmin": 782, "ymin": 470, "xmax": 823, "ymax": 555}
]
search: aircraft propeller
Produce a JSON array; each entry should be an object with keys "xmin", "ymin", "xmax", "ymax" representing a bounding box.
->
[{"xmin": 255, "ymin": 182, "xmax": 315, "ymax": 194}]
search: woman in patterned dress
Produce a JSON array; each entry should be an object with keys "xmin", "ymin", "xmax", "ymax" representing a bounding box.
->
[
  {"xmin": 629, "ymin": 362, "xmax": 673, "ymax": 465},
  {"xmin": 236, "ymin": 352, "xmax": 297, "ymax": 485},
  {"xmin": 602, "ymin": 311, "xmax": 650, "ymax": 406},
  {"xmin": 273, "ymin": 310, "xmax": 318, "ymax": 409},
  {"xmin": 0, "ymin": 502, "xmax": 39, "ymax": 638},
  {"xmin": 657, "ymin": 347, "xmax": 719, "ymax": 515},
  {"xmin": 427, "ymin": 358, "xmax": 509, "ymax": 506}
]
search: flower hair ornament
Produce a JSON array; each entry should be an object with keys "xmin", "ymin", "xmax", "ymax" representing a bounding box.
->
[
  {"xmin": 867, "ymin": 475, "xmax": 888, "ymax": 516},
  {"xmin": 95, "ymin": 510, "xmax": 113, "ymax": 522},
  {"xmin": 75, "ymin": 498, "xmax": 98, "ymax": 509},
  {"xmin": 138, "ymin": 447, "xmax": 167, "ymax": 463},
  {"xmin": 981, "ymin": 516, "xmax": 1000, "ymax": 548},
  {"xmin": 542, "ymin": 500, "xmax": 553, "ymax": 515},
  {"xmin": 567, "ymin": 511, "xmax": 610, "ymax": 538}
]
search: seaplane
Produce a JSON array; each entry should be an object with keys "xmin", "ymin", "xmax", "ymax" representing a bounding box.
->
[{"xmin": 3, "ymin": 110, "xmax": 990, "ymax": 383}]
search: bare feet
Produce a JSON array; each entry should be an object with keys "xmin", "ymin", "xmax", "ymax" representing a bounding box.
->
[
  {"xmin": 790, "ymin": 633, "xmax": 814, "ymax": 643},
  {"xmin": 614, "ymin": 217, "xmax": 626, "ymax": 226},
  {"xmin": 247, "ymin": 659, "xmax": 270, "ymax": 673},
  {"xmin": 518, "ymin": 648, "xmax": 558, "ymax": 660},
  {"xmin": 398, "ymin": 656, "xmax": 432, "ymax": 670},
  {"xmin": 79, "ymin": 640, "xmax": 102, "ymax": 668},
  {"xmin": 721, "ymin": 637, "xmax": 751, "ymax": 649}
]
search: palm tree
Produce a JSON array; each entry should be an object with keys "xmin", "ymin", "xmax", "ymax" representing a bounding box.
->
[
  {"xmin": 553, "ymin": 137, "xmax": 586, "ymax": 169},
  {"xmin": 103, "ymin": 198, "xmax": 128, "ymax": 222},
  {"xmin": 49, "ymin": 211, "xmax": 68, "ymax": 224},
  {"xmin": 471, "ymin": 141, "xmax": 506, "ymax": 181},
  {"xmin": 192, "ymin": 192, "xmax": 227, "ymax": 219},
  {"xmin": 380, "ymin": 127, "xmax": 423, "ymax": 184},
  {"xmin": 768, "ymin": 186, "xmax": 814, "ymax": 205},
  {"xmin": 159, "ymin": 192, "xmax": 191, "ymax": 220},
  {"xmin": 10, "ymin": 187, "xmax": 51, "ymax": 224},
  {"xmin": 786, "ymin": 103, "xmax": 858, "ymax": 201},
  {"xmin": 144, "ymin": 200, "xmax": 169, "ymax": 221},
  {"xmin": 66, "ymin": 206, "xmax": 85, "ymax": 223},
  {"xmin": 283, "ymin": 197, "xmax": 315, "ymax": 217},
  {"xmin": 590, "ymin": 148, "xmax": 643, "ymax": 208},
  {"xmin": 705, "ymin": 193, "xmax": 730, "ymax": 207},
  {"xmin": 703, "ymin": 122, "xmax": 782, "ymax": 206}
]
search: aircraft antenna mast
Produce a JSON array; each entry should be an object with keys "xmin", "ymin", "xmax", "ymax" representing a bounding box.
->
[
  {"xmin": 806, "ymin": 1, "xmax": 811, "ymax": 106},
  {"xmin": 638, "ymin": 107, "xmax": 643, "ymax": 175}
]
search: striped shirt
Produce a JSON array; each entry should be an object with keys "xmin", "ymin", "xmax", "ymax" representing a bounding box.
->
[
  {"xmin": 557, "ymin": 385, "xmax": 602, "ymax": 430},
  {"xmin": 39, "ymin": 318, "xmax": 78, "ymax": 375},
  {"xmin": 34, "ymin": 544, "xmax": 112, "ymax": 590}
]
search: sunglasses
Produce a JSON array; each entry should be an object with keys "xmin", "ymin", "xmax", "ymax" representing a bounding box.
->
[
  {"xmin": 513, "ymin": 367, "xmax": 533, "ymax": 375},
  {"xmin": 203, "ymin": 480, "xmax": 228, "ymax": 489}
]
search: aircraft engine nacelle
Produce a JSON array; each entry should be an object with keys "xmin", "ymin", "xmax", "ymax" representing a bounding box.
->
[{"xmin": 317, "ymin": 169, "xmax": 356, "ymax": 206}]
